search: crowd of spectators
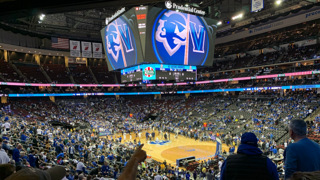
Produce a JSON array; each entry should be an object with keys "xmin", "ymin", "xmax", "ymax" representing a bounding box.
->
[{"xmin": 0, "ymin": 90, "xmax": 318, "ymax": 179}]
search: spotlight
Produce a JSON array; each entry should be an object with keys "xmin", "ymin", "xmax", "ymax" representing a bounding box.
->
[
  {"xmin": 276, "ymin": 0, "xmax": 281, "ymax": 4},
  {"xmin": 232, "ymin": 14, "xmax": 243, "ymax": 20},
  {"xmin": 39, "ymin": 14, "xmax": 45, "ymax": 20}
]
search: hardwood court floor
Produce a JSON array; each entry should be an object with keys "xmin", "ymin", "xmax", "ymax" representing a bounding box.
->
[{"xmin": 118, "ymin": 131, "xmax": 233, "ymax": 165}]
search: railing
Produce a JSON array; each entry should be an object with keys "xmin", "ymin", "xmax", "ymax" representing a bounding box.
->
[
  {"xmin": 5, "ymin": 83, "xmax": 320, "ymax": 97},
  {"xmin": 238, "ymin": 94, "xmax": 273, "ymax": 99},
  {"xmin": 0, "ymin": 69, "xmax": 319, "ymax": 88}
]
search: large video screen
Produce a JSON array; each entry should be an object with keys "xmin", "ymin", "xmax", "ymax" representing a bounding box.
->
[
  {"xmin": 101, "ymin": 8, "xmax": 145, "ymax": 71},
  {"xmin": 145, "ymin": 7, "xmax": 217, "ymax": 66},
  {"xmin": 121, "ymin": 64, "xmax": 197, "ymax": 82},
  {"xmin": 101, "ymin": 6, "xmax": 217, "ymax": 71}
]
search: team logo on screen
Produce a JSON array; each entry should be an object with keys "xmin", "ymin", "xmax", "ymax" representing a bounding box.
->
[
  {"xmin": 153, "ymin": 10, "xmax": 209, "ymax": 65},
  {"xmin": 165, "ymin": 1, "xmax": 173, "ymax": 9},
  {"xmin": 105, "ymin": 16, "xmax": 137, "ymax": 70},
  {"xmin": 143, "ymin": 67, "xmax": 155, "ymax": 77}
]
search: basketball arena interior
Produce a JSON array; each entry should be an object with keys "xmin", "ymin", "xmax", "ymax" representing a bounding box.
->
[{"xmin": 1, "ymin": 0, "xmax": 320, "ymax": 179}]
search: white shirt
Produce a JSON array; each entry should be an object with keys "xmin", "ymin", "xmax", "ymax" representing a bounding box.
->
[
  {"xmin": 0, "ymin": 149, "xmax": 10, "ymax": 164},
  {"xmin": 154, "ymin": 175, "xmax": 163, "ymax": 180},
  {"xmin": 218, "ymin": 161, "xmax": 223, "ymax": 170},
  {"xmin": 37, "ymin": 129, "xmax": 42, "ymax": 135},
  {"xmin": 2, "ymin": 122, "xmax": 10, "ymax": 129},
  {"xmin": 76, "ymin": 162, "xmax": 85, "ymax": 171}
]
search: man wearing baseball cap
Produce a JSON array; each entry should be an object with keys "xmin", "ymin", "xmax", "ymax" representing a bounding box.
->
[
  {"xmin": 220, "ymin": 132, "xmax": 279, "ymax": 180},
  {"xmin": 4, "ymin": 165, "xmax": 66, "ymax": 180}
]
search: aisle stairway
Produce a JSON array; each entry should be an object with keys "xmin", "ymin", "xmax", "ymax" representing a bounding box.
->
[
  {"xmin": 9, "ymin": 62, "xmax": 30, "ymax": 83},
  {"xmin": 39, "ymin": 65, "xmax": 52, "ymax": 83},
  {"xmin": 88, "ymin": 66, "xmax": 99, "ymax": 84}
]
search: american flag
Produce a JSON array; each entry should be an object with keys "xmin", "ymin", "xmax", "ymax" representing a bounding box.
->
[{"xmin": 51, "ymin": 37, "xmax": 69, "ymax": 49}]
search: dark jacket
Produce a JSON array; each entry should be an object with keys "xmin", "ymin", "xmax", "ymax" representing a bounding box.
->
[
  {"xmin": 220, "ymin": 144, "xmax": 279, "ymax": 180},
  {"xmin": 55, "ymin": 145, "xmax": 63, "ymax": 154}
]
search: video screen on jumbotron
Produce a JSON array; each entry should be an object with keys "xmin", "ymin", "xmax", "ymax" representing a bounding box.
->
[
  {"xmin": 101, "ymin": 6, "xmax": 217, "ymax": 71},
  {"xmin": 121, "ymin": 64, "xmax": 197, "ymax": 83}
]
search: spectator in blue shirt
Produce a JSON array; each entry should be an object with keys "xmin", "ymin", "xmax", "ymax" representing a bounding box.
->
[
  {"xmin": 101, "ymin": 161, "xmax": 110, "ymax": 176},
  {"xmin": 28, "ymin": 150, "xmax": 36, "ymax": 167},
  {"xmin": 12, "ymin": 144, "xmax": 22, "ymax": 165},
  {"xmin": 99, "ymin": 154, "xmax": 105, "ymax": 164},
  {"xmin": 113, "ymin": 168, "xmax": 118, "ymax": 179},
  {"xmin": 284, "ymin": 119, "xmax": 320, "ymax": 179},
  {"xmin": 92, "ymin": 161, "xmax": 98, "ymax": 167},
  {"xmin": 107, "ymin": 154, "xmax": 114, "ymax": 161},
  {"xmin": 20, "ymin": 134, "xmax": 28, "ymax": 142},
  {"xmin": 56, "ymin": 152, "xmax": 65, "ymax": 159},
  {"xmin": 2, "ymin": 141, "xmax": 10, "ymax": 151},
  {"xmin": 272, "ymin": 148, "xmax": 277, "ymax": 156}
]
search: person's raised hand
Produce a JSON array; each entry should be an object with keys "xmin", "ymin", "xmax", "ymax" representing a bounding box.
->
[{"xmin": 131, "ymin": 144, "xmax": 147, "ymax": 163}]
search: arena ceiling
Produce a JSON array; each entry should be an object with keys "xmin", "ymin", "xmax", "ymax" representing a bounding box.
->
[{"xmin": 0, "ymin": 0, "xmax": 314, "ymax": 41}]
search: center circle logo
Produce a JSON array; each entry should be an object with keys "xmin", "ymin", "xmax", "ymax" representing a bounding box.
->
[
  {"xmin": 152, "ymin": 10, "xmax": 209, "ymax": 66},
  {"xmin": 143, "ymin": 67, "xmax": 155, "ymax": 77}
]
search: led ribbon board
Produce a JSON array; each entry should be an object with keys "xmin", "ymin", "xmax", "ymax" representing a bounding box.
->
[{"xmin": 8, "ymin": 84, "xmax": 320, "ymax": 97}]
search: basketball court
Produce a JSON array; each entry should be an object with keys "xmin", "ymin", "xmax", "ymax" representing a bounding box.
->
[{"xmin": 116, "ymin": 131, "xmax": 232, "ymax": 165}]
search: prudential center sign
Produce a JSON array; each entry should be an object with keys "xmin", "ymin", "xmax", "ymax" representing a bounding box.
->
[{"xmin": 165, "ymin": 1, "xmax": 206, "ymax": 16}]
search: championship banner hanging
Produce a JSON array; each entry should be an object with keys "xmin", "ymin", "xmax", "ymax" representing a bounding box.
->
[
  {"xmin": 70, "ymin": 40, "xmax": 81, "ymax": 57},
  {"xmin": 81, "ymin": 41, "xmax": 92, "ymax": 58},
  {"xmin": 92, "ymin": 43, "xmax": 103, "ymax": 58},
  {"xmin": 251, "ymin": 0, "xmax": 264, "ymax": 12}
]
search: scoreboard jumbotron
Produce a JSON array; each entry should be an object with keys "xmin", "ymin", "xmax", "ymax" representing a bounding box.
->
[
  {"xmin": 121, "ymin": 64, "xmax": 197, "ymax": 83},
  {"xmin": 101, "ymin": 5, "xmax": 217, "ymax": 71}
]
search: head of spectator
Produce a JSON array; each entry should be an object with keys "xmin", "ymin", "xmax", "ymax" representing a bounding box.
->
[
  {"xmin": 78, "ymin": 174, "xmax": 84, "ymax": 180},
  {"xmin": 289, "ymin": 119, "xmax": 307, "ymax": 142},
  {"xmin": 241, "ymin": 132, "xmax": 258, "ymax": 147},
  {"xmin": 16, "ymin": 145, "xmax": 22, "ymax": 150},
  {"xmin": 0, "ymin": 164, "xmax": 15, "ymax": 180},
  {"xmin": 4, "ymin": 165, "xmax": 66, "ymax": 180}
]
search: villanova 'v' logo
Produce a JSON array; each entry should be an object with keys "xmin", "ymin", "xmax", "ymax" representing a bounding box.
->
[
  {"xmin": 189, "ymin": 22, "xmax": 205, "ymax": 53},
  {"xmin": 118, "ymin": 24, "xmax": 134, "ymax": 53}
]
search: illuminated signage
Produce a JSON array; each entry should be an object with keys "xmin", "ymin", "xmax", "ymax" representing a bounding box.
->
[
  {"xmin": 165, "ymin": 1, "xmax": 206, "ymax": 16},
  {"xmin": 105, "ymin": 7, "xmax": 126, "ymax": 25}
]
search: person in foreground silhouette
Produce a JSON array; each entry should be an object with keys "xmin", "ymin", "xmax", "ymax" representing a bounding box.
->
[
  {"xmin": 118, "ymin": 144, "xmax": 147, "ymax": 180},
  {"xmin": 220, "ymin": 132, "xmax": 279, "ymax": 180}
]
